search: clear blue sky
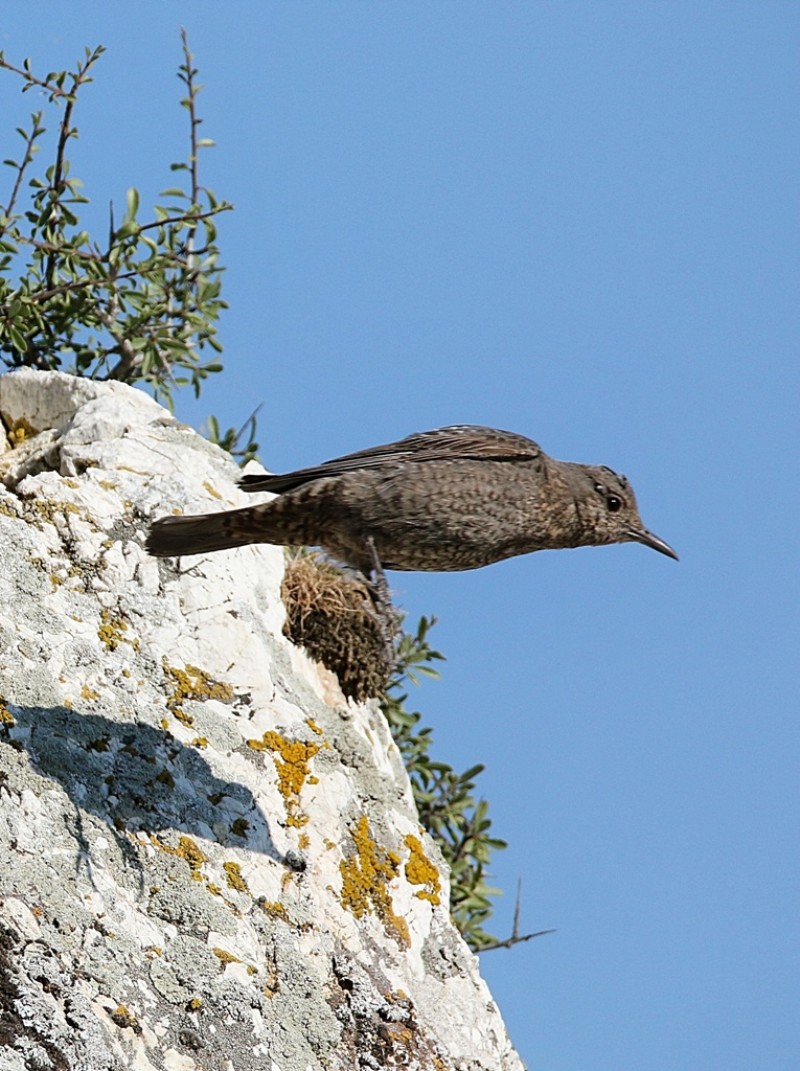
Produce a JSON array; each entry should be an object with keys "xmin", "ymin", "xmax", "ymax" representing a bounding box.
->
[{"xmin": 2, "ymin": 5, "xmax": 798, "ymax": 1068}]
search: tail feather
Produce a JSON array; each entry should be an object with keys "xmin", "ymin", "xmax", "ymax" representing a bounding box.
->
[{"xmin": 146, "ymin": 510, "xmax": 264, "ymax": 558}]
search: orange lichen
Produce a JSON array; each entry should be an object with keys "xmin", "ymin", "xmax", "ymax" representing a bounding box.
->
[
  {"xmin": 162, "ymin": 660, "xmax": 233, "ymax": 727},
  {"xmin": 259, "ymin": 900, "xmax": 289, "ymax": 920},
  {"xmin": 223, "ymin": 861, "xmax": 249, "ymax": 893},
  {"xmin": 150, "ymin": 834, "xmax": 207, "ymax": 876},
  {"xmin": 403, "ymin": 834, "xmax": 441, "ymax": 905},
  {"xmin": 246, "ymin": 730, "xmax": 320, "ymax": 828},
  {"xmin": 98, "ymin": 610, "xmax": 128, "ymax": 651},
  {"xmin": 110, "ymin": 1004, "xmax": 139, "ymax": 1030},
  {"xmin": 339, "ymin": 816, "xmax": 409, "ymax": 945},
  {"xmin": 212, "ymin": 947, "xmax": 241, "ymax": 965}
]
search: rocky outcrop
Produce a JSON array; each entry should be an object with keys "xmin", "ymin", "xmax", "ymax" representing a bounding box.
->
[{"xmin": 0, "ymin": 370, "xmax": 522, "ymax": 1071}]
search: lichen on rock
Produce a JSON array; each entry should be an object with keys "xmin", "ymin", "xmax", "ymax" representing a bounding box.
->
[{"xmin": 0, "ymin": 369, "xmax": 523, "ymax": 1071}]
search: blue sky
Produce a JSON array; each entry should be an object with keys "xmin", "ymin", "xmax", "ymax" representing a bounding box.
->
[{"xmin": 2, "ymin": 5, "xmax": 798, "ymax": 1068}]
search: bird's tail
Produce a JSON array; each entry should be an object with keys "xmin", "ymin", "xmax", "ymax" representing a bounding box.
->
[{"xmin": 146, "ymin": 507, "xmax": 269, "ymax": 558}]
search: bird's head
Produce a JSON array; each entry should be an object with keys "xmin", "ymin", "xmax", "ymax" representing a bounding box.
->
[{"xmin": 575, "ymin": 465, "xmax": 678, "ymax": 560}]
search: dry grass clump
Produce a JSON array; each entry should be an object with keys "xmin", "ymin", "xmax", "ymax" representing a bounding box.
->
[{"xmin": 281, "ymin": 552, "xmax": 394, "ymax": 701}]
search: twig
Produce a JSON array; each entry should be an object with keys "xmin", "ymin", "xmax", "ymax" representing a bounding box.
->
[
  {"xmin": 179, "ymin": 28, "xmax": 201, "ymax": 205},
  {"xmin": 44, "ymin": 47, "xmax": 105, "ymax": 291},
  {"xmin": 478, "ymin": 878, "xmax": 556, "ymax": 952},
  {"xmin": 0, "ymin": 55, "xmax": 69, "ymax": 99},
  {"xmin": 1, "ymin": 114, "xmax": 43, "ymax": 224}
]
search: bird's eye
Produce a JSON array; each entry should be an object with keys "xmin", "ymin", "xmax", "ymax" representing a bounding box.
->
[{"xmin": 607, "ymin": 495, "xmax": 622, "ymax": 512}]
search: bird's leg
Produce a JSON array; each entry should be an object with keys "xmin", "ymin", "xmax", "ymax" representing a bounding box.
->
[
  {"xmin": 364, "ymin": 534, "xmax": 401, "ymax": 665},
  {"xmin": 364, "ymin": 534, "xmax": 390, "ymax": 607}
]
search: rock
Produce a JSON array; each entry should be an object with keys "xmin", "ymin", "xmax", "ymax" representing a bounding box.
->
[{"xmin": 0, "ymin": 369, "xmax": 523, "ymax": 1071}]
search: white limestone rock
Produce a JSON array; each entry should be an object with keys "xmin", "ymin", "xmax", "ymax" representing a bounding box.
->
[{"xmin": 0, "ymin": 369, "xmax": 524, "ymax": 1071}]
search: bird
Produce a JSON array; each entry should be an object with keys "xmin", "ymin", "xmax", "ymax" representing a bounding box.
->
[{"xmin": 145, "ymin": 425, "xmax": 678, "ymax": 578}]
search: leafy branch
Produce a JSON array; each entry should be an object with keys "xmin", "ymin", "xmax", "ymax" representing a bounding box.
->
[
  {"xmin": 0, "ymin": 33, "xmax": 232, "ymax": 408},
  {"xmin": 381, "ymin": 616, "xmax": 509, "ymax": 950}
]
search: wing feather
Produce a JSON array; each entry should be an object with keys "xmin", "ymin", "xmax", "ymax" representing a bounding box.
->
[{"xmin": 240, "ymin": 425, "xmax": 542, "ymax": 494}]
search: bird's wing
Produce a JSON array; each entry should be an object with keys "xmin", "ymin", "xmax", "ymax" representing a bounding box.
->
[{"xmin": 240, "ymin": 425, "xmax": 543, "ymax": 494}]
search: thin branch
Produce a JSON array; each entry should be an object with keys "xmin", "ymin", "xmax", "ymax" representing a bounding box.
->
[
  {"xmin": 478, "ymin": 878, "xmax": 557, "ymax": 953},
  {"xmin": 1, "ymin": 114, "xmax": 43, "ymax": 223},
  {"xmin": 179, "ymin": 28, "xmax": 201, "ymax": 204},
  {"xmin": 0, "ymin": 55, "xmax": 69, "ymax": 99},
  {"xmin": 7, "ymin": 206, "xmax": 226, "ymax": 264},
  {"xmin": 44, "ymin": 56, "xmax": 93, "ymax": 289},
  {"xmin": 478, "ymin": 928, "xmax": 557, "ymax": 953},
  {"xmin": 136, "ymin": 206, "xmax": 229, "ymax": 236},
  {"xmin": 1, "ymin": 268, "xmax": 141, "ymax": 307}
]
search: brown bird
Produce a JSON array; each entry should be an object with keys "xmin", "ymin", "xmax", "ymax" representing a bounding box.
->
[{"xmin": 145, "ymin": 426, "xmax": 677, "ymax": 576}]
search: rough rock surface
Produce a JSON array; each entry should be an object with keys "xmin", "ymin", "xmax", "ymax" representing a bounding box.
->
[{"xmin": 0, "ymin": 370, "xmax": 523, "ymax": 1071}]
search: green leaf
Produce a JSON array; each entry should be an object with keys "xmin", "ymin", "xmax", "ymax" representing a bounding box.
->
[{"xmin": 125, "ymin": 187, "xmax": 139, "ymax": 220}]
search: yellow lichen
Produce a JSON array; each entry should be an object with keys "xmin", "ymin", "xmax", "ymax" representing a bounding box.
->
[
  {"xmin": 187, "ymin": 996, "xmax": 203, "ymax": 1010},
  {"xmin": 259, "ymin": 900, "xmax": 288, "ymax": 920},
  {"xmin": 110, "ymin": 1004, "xmax": 138, "ymax": 1029},
  {"xmin": 339, "ymin": 816, "xmax": 409, "ymax": 945},
  {"xmin": 212, "ymin": 947, "xmax": 241, "ymax": 965},
  {"xmin": 246, "ymin": 730, "xmax": 320, "ymax": 828},
  {"xmin": 191, "ymin": 736, "xmax": 208, "ymax": 749},
  {"xmin": 7, "ymin": 418, "xmax": 38, "ymax": 445},
  {"xmin": 163, "ymin": 661, "xmax": 233, "ymax": 728},
  {"xmin": 177, "ymin": 836, "xmax": 207, "ymax": 872},
  {"xmin": 33, "ymin": 498, "xmax": 82, "ymax": 519},
  {"xmin": 0, "ymin": 700, "xmax": 16, "ymax": 727},
  {"xmin": 403, "ymin": 834, "xmax": 441, "ymax": 905},
  {"xmin": 150, "ymin": 834, "xmax": 208, "ymax": 876},
  {"xmin": 223, "ymin": 861, "xmax": 249, "ymax": 893},
  {"xmin": 81, "ymin": 684, "xmax": 100, "ymax": 702},
  {"xmin": 98, "ymin": 610, "xmax": 128, "ymax": 651}
]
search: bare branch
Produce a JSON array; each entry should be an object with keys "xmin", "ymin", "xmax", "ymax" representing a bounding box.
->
[{"xmin": 477, "ymin": 879, "xmax": 556, "ymax": 953}]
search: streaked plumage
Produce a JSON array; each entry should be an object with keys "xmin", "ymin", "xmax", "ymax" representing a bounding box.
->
[{"xmin": 146, "ymin": 425, "xmax": 677, "ymax": 571}]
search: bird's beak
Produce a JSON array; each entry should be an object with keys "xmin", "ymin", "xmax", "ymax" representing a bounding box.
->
[{"xmin": 629, "ymin": 527, "xmax": 679, "ymax": 561}]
